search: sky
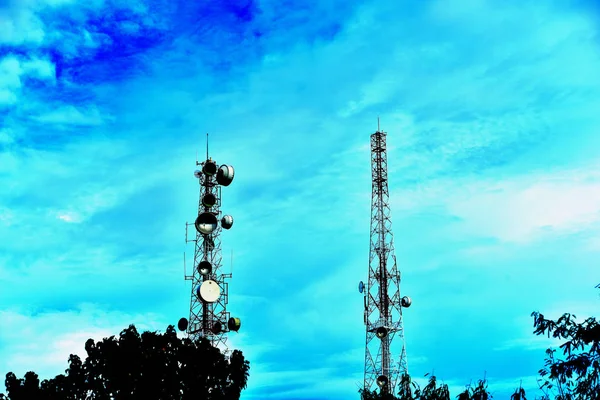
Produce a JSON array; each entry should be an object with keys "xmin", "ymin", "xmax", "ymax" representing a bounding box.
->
[{"xmin": 1, "ymin": 0, "xmax": 600, "ymax": 398}]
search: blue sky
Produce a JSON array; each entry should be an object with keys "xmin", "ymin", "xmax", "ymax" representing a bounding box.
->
[{"xmin": 1, "ymin": 0, "xmax": 600, "ymax": 398}]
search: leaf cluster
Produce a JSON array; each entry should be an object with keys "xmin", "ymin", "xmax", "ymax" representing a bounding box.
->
[
  {"xmin": 359, "ymin": 373, "xmax": 489, "ymax": 400},
  {"xmin": 531, "ymin": 311, "xmax": 600, "ymax": 400}
]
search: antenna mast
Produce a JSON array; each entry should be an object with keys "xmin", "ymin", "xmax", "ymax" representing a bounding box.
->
[
  {"xmin": 178, "ymin": 134, "xmax": 241, "ymax": 352},
  {"xmin": 360, "ymin": 120, "xmax": 412, "ymax": 395}
]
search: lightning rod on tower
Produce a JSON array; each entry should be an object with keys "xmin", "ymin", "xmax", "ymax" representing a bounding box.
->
[{"xmin": 359, "ymin": 121, "xmax": 412, "ymax": 395}]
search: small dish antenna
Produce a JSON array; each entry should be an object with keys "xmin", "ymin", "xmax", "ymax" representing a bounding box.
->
[
  {"xmin": 375, "ymin": 326, "xmax": 388, "ymax": 339},
  {"xmin": 228, "ymin": 317, "xmax": 241, "ymax": 332},
  {"xmin": 376, "ymin": 375, "xmax": 388, "ymax": 388},
  {"xmin": 195, "ymin": 212, "xmax": 218, "ymax": 235},
  {"xmin": 202, "ymin": 193, "xmax": 217, "ymax": 208},
  {"xmin": 358, "ymin": 281, "xmax": 364, "ymax": 293},
  {"xmin": 216, "ymin": 164, "xmax": 235, "ymax": 186},
  {"xmin": 199, "ymin": 280, "xmax": 220, "ymax": 303},
  {"xmin": 202, "ymin": 160, "xmax": 218, "ymax": 176},
  {"xmin": 221, "ymin": 215, "xmax": 234, "ymax": 229},
  {"xmin": 198, "ymin": 260, "xmax": 212, "ymax": 275},
  {"xmin": 177, "ymin": 317, "xmax": 188, "ymax": 332},
  {"xmin": 211, "ymin": 322, "xmax": 223, "ymax": 334}
]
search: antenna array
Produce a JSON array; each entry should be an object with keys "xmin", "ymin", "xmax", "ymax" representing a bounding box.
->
[{"xmin": 178, "ymin": 134, "xmax": 241, "ymax": 350}]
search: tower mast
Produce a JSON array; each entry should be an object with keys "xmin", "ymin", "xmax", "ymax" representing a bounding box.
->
[
  {"xmin": 178, "ymin": 134, "xmax": 241, "ymax": 350},
  {"xmin": 360, "ymin": 122, "xmax": 412, "ymax": 395}
]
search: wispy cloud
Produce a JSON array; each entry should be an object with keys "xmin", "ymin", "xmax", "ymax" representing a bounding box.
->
[{"xmin": 0, "ymin": 305, "xmax": 167, "ymax": 381}]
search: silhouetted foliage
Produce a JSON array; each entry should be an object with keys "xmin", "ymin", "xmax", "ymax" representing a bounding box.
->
[
  {"xmin": 418, "ymin": 373, "xmax": 450, "ymax": 400},
  {"xmin": 456, "ymin": 378, "xmax": 492, "ymax": 400},
  {"xmin": 359, "ymin": 373, "xmax": 450, "ymax": 400},
  {"xmin": 359, "ymin": 387, "xmax": 397, "ymax": 400},
  {"xmin": 531, "ymin": 308, "xmax": 600, "ymax": 400},
  {"xmin": 510, "ymin": 385, "xmax": 527, "ymax": 400},
  {"xmin": 0, "ymin": 324, "xmax": 249, "ymax": 400}
]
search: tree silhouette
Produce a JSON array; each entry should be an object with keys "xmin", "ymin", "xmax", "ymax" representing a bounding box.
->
[
  {"xmin": 531, "ymin": 308, "xmax": 600, "ymax": 400},
  {"xmin": 456, "ymin": 377, "xmax": 492, "ymax": 400},
  {"xmin": 359, "ymin": 373, "xmax": 499, "ymax": 400},
  {"xmin": 418, "ymin": 373, "xmax": 450, "ymax": 400},
  {"xmin": 0, "ymin": 324, "xmax": 249, "ymax": 400},
  {"xmin": 510, "ymin": 385, "xmax": 527, "ymax": 400},
  {"xmin": 359, "ymin": 373, "xmax": 450, "ymax": 400}
]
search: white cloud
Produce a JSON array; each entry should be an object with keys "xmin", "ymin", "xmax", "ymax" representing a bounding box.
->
[
  {"xmin": 0, "ymin": 55, "xmax": 55, "ymax": 107},
  {"xmin": 21, "ymin": 57, "xmax": 56, "ymax": 80},
  {"xmin": 0, "ymin": 129, "xmax": 15, "ymax": 145},
  {"xmin": 0, "ymin": 208, "xmax": 14, "ymax": 227},
  {"xmin": 444, "ymin": 167, "xmax": 600, "ymax": 243},
  {"xmin": 0, "ymin": 3, "xmax": 45, "ymax": 46},
  {"xmin": 56, "ymin": 211, "xmax": 82, "ymax": 223},
  {"xmin": 0, "ymin": 56, "xmax": 24, "ymax": 91},
  {"xmin": 0, "ymin": 89, "xmax": 17, "ymax": 106},
  {"xmin": 32, "ymin": 105, "xmax": 111, "ymax": 127},
  {"xmin": 384, "ymin": 164, "xmax": 600, "ymax": 244}
]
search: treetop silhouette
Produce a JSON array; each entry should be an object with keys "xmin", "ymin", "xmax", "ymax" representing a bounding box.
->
[{"xmin": 0, "ymin": 324, "xmax": 249, "ymax": 400}]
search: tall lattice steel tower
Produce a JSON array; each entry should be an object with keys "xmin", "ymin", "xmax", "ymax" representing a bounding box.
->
[
  {"xmin": 359, "ymin": 121, "xmax": 412, "ymax": 395},
  {"xmin": 178, "ymin": 135, "xmax": 241, "ymax": 350}
]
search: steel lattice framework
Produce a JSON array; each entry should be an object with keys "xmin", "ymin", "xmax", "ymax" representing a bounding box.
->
[
  {"xmin": 178, "ymin": 139, "xmax": 240, "ymax": 351},
  {"xmin": 185, "ymin": 176, "xmax": 230, "ymax": 347},
  {"xmin": 362, "ymin": 126, "xmax": 411, "ymax": 395}
]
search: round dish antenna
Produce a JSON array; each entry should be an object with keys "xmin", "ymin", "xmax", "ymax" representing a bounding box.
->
[
  {"xmin": 202, "ymin": 193, "xmax": 217, "ymax": 208},
  {"xmin": 195, "ymin": 212, "xmax": 218, "ymax": 235},
  {"xmin": 202, "ymin": 160, "xmax": 218, "ymax": 176},
  {"xmin": 193, "ymin": 170, "xmax": 202, "ymax": 178},
  {"xmin": 211, "ymin": 322, "xmax": 222, "ymax": 334},
  {"xmin": 221, "ymin": 215, "xmax": 234, "ymax": 230},
  {"xmin": 401, "ymin": 296, "xmax": 412, "ymax": 308},
  {"xmin": 228, "ymin": 317, "xmax": 241, "ymax": 332},
  {"xmin": 199, "ymin": 280, "xmax": 220, "ymax": 303},
  {"xmin": 376, "ymin": 375, "xmax": 389, "ymax": 388},
  {"xmin": 358, "ymin": 281, "xmax": 364, "ymax": 293},
  {"xmin": 177, "ymin": 318, "xmax": 188, "ymax": 332},
  {"xmin": 216, "ymin": 164, "xmax": 235, "ymax": 186},
  {"xmin": 198, "ymin": 260, "xmax": 212, "ymax": 275},
  {"xmin": 375, "ymin": 326, "xmax": 388, "ymax": 339}
]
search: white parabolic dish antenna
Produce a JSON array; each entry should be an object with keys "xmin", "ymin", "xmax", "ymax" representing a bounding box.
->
[{"xmin": 199, "ymin": 280, "xmax": 220, "ymax": 303}]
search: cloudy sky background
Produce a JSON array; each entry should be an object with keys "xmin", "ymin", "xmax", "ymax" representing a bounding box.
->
[{"xmin": 1, "ymin": 0, "xmax": 600, "ymax": 398}]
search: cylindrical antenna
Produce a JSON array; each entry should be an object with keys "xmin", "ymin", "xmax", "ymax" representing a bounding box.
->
[
  {"xmin": 377, "ymin": 116, "xmax": 380, "ymax": 132},
  {"xmin": 206, "ymin": 133, "xmax": 209, "ymax": 160}
]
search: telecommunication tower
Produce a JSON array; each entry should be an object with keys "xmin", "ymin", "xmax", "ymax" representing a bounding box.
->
[
  {"xmin": 178, "ymin": 134, "xmax": 241, "ymax": 350},
  {"xmin": 359, "ymin": 120, "xmax": 412, "ymax": 395}
]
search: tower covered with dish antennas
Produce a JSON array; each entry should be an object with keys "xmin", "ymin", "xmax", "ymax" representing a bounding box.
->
[
  {"xmin": 359, "ymin": 119, "xmax": 412, "ymax": 395},
  {"xmin": 178, "ymin": 134, "xmax": 241, "ymax": 351}
]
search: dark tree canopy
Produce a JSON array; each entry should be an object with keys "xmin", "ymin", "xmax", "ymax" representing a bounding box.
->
[{"xmin": 0, "ymin": 324, "xmax": 249, "ymax": 400}]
